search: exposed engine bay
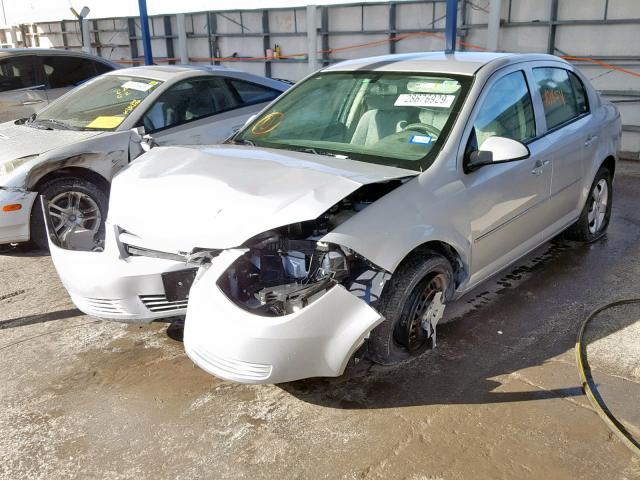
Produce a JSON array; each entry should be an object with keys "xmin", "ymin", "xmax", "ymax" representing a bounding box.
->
[{"xmin": 217, "ymin": 180, "xmax": 403, "ymax": 315}]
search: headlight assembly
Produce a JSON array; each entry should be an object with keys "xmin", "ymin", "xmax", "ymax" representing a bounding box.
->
[
  {"xmin": 217, "ymin": 236, "xmax": 350, "ymax": 316},
  {"xmin": 0, "ymin": 154, "xmax": 38, "ymax": 178}
]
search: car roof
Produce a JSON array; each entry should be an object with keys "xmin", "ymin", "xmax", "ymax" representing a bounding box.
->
[
  {"xmin": 104, "ymin": 64, "xmax": 290, "ymax": 90},
  {"xmin": 0, "ymin": 47, "xmax": 119, "ymax": 65},
  {"xmin": 324, "ymin": 51, "xmax": 568, "ymax": 76},
  {"xmin": 1, "ymin": 47, "xmax": 97, "ymax": 58}
]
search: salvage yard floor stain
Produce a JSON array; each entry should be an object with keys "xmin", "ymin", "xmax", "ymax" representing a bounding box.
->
[{"xmin": 1, "ymin": 162, "xmax": 640, "ymax": 479}]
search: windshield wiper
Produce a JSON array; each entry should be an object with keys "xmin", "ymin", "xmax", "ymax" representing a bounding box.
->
[
  {"xmin": 288, "ymin": 145, "xmax": 350, "ymax": 160},
  {"xmin": 233, "ymin": 138, "xmax": 254, "ymax": 146},
  {"xmin": 28, "ymin": 118, "xmax": 79, "ymax": 131}
]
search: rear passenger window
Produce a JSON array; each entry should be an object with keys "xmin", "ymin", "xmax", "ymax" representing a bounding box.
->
[
  {"xmin": 533, "ymin": 67, "xmax": 583, "ymax": 130},
  {"xmin": 228, "ymin": 79, "xmax": 280, "ymax": 105},
  {"xmin": 43, "ymin": 56, "xmax": 98, "ymax": 88},
  {"xmin": 94, "ymin": 61, "xmax": 114, "ymax": 75},
  {"xmin": 0, "ymin": 56, "xmax": 38, "ymax": 92},
  {"xmin": 472, "ymin": 70, "xmax": 536, "ymax": 148}
]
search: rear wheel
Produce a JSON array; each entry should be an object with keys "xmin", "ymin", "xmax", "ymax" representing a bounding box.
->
[
  {"xmin": 565, "ymin": 167, "xmax": 612, "ymax": 243},
  {"xmin": 368, "ymin": 251, "xmax": 454, "ymax": 365},
  {"xmin": 30, "ymin": 177, "xmax": 108, "ymax": 251}
]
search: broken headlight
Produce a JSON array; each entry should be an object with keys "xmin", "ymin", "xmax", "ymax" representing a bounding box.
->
[{"xmin": 217, "ymin": 236, "xmax": 350, "ymax": 316}]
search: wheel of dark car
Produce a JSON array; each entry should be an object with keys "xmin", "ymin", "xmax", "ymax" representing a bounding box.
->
[
  {"xmin": 30, "ymin": 177, "xmax": 108, "ymax": 251},
  {"xmin": 565, "ymin": 166, "xmax": 613, "ymax": 243},
  {"xmin": 368, "ymin": 251, "xmax": 454, "ymax": 365}
]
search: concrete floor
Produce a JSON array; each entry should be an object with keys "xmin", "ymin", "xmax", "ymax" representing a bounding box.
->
[{"xmin": 1, "ymin": 163, "xmax": 640, "ymax": 480}]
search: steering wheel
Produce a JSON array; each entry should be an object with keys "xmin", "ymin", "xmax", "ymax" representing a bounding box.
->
[{"xmin": 403, "ymin": 123, "xmax": 441, "ymax": 137}]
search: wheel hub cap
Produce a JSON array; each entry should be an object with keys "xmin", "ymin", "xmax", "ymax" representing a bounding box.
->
[
  {"xmin": 587, "ymin": 179, "xmax": 608, "ymax": 234},
  {"xmin": 47, "ymin": 191, "xmax": 101, "ymax": 248}
]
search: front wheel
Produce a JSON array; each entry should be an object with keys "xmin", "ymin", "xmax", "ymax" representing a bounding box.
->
[
  {"xmin": 565, "ymin": 167, "xmax": 612, "ymax": 243},
  {"xmin": 368, "ymin": 251, "xmax": 454, "ymax": 365},
  {"xmin": 30, "ymin": 177, "xmax": 108, "ymax": 251}
]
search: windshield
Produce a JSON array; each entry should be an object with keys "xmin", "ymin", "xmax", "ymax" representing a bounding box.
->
[
  {"xmin": 33, "ymin": 75, "xmax": 163, "ymax": 131},
  {"xmin": 234, "ymin": 71, "xmax": 471, "ymax": 171}
]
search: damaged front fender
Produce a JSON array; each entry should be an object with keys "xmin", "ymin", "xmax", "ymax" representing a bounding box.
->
[{"xmin": 184, "ymin": 250, "xmax": 385, "ymax": 384}]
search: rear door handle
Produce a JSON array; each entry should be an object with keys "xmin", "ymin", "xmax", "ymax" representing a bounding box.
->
[
  {"xmin": 585, "ymin": 134, "xmax": 598, "ymax": 146},
  {"xmin": 531, "ymin": 159, "xmax": 550, "ymax": 175},
  {"xmin": 22, "ymin": 99, "xmax": 45, "ymax": 106}
]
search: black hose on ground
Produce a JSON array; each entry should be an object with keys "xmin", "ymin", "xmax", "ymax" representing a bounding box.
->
[{"xmin": 576, "ymin": 299, "xmax": 640, "ymax": 456}]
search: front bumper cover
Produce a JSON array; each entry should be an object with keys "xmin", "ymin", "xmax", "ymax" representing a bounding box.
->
[
  {"xmin": 184, "ymin": 249, "xmax": 384, "ymax": 384},
  {"xmin": 48, "ymin": 223, "xmax": 191, "ymax": 322},
  {"xmin": 0, "ymin": 187, "xmax": 37, "ymax": 244}
]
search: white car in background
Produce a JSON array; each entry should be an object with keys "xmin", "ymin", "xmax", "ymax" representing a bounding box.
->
[
  {"xmin": 49, "ymin": 52, "xmax": 620, "ymax": 384},
  {"xmin": 0, "ymin": 65, "xmax": 290, "ymax": 249}
]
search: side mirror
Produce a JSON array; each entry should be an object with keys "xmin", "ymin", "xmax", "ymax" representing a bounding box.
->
[
  {"xmin": 141, "ymin": 134, "xmax": 157, "ymax": 152},
  {"xmin": 131, "ymin": 126, "xmax": 157, "ymax": 152},
  {"xmin": 466, "ymin": 136, "xmax": 530, "ymax": 172}
]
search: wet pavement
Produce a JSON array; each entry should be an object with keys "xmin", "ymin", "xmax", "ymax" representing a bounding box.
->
[{"xmin": 1, "ymin": 162, "xmax": 639, "ymax": 479}]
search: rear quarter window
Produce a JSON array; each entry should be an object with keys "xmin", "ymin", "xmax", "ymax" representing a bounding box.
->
[{"xmin": 228, "ymin": 79, "xmax": 281, "ymax": 106}]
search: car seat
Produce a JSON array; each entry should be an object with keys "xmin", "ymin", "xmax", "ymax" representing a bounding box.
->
[{"xmin": 351, "ymin": 94, "xmax": 415, "ymax": 146}]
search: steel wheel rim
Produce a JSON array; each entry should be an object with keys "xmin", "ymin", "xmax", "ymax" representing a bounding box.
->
[
  {"xmin": 48, "ymin": 191, "xmax": 101, "ymax": 247},
  {"xmin": 394, "ymin": 273, "xmax": 446, "ymax": 353},
  {"xmin": 587, "ymin": 179, "xmax": 608, "ymax": 234}
]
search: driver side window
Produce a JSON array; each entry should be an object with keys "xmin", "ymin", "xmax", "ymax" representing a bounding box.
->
[
  {"xmin": 471, "ymin": 70, "xmax": 536, "ymax": 150},
  {"xmin": 142, "ymin": 77, "xmax": 238, "ymax": 133}
]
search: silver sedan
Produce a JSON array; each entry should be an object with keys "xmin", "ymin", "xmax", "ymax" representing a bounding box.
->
[{"xmin": 49, "ymin": 52, "xmax": 621, "ymax": 384}]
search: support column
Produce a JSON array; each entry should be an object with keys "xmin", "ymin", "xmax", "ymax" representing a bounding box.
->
[
  {"xmin": 176, "ymin": 13, "xmax": 188, "ymax": 64},
  {"xmin": 445, "ymin": 0, "xmax": 458, "ymax": 54},
  {"xmin": 547, "ymin": 0, "xmax": 558, "ymax": 54},
  {"xmin": 138, "ymin": 0, "xmax": 153, "ymax": 65},
  {"xmin": 306, "ymin": 5, "xmax": 318, "ymax": 73},
  {"xmin": 487, "ymin": 0, "xmax": 501, "ymax": 51},
  {"xmin": 81, "ymin": 18, "xmax": 91, "ymax": 53}
]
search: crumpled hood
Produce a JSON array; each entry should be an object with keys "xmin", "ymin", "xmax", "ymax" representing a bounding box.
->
[
  {"xmin": 0, "ymin": 121, "xmax": 103, "ymax": 163},
  {"xmin": 109, "ymin": 145, "xmax": 417, "ymax": 252}
]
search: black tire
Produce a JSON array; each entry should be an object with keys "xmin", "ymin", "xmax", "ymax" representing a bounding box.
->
[
  {"xmin": 368, "ymin": 250, "xmax": 455, "ymax": 365},
  {"xmin": 564, "ymin": 167, "xmax": 612, "ymax": 243},
  {"xmin": 30, "ymin": 177, "xmax": 108, "ymax": 251}
]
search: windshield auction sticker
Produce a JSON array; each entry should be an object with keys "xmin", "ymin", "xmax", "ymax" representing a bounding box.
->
[
  {"xmin": 121, "ymin": 80, "xmax": 155, "ymax": 92},
  {"xmin": 395, "ymin": 93, "xmax": 455, "ymax": 108},
  {"xmin": 86, "ymin": 116, "xmax": 125, "ymax": 129}
]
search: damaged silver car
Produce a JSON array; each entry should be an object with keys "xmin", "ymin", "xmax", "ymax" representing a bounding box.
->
[
  {"xmin": 0, "ymin": 65, "xmax": 289, "ymax": 249},
  {"xmin": 49, "ymin": 52, "xmax": 620, "ymax": 383}
]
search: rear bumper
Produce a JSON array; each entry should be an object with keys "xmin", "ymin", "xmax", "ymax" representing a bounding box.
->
[
  {"xmin": 184, "ymin": 250, "xmax": 384, "ymax": 384},
  {"xmin": 0, "ymin": 188, "xmax": 37, "ymax": 244},
  {"xmin": 48, "ymin": 223, "xmax": 189, "ymax": 322}
]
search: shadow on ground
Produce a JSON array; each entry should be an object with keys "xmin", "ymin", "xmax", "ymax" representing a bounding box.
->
[{"xmin": 0, "ymin": 308, "xmax": 83, "ymax": 330}]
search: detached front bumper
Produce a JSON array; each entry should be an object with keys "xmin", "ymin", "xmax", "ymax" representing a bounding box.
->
[
  {"xmin": 48, "ymin": 224, "xmax": 190, "ymax": 322},
  {"xmin": 0, "ymin": 188, "xmax": 37, "ymax": 244},
  {"xmin": 184, "ymin": 249, "xmax": 384, "ymax": 384}
]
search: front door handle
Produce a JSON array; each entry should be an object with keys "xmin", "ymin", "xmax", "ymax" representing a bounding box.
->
[
  {"xmin": 22, "ymin": 99, "xmax": 45, "ymax": 106},
  {"xmin": 531, "ymin": 159, "xmax": 550, "ymax": 175}
]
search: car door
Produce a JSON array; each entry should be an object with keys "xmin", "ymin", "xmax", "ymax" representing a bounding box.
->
[
  {"xmin": 530, "ymin": 65, "xmax": 592, "ymax": 233},
  {"xmin": 140, "ymin": 76, "xmax": 279, "ymax": 146},
  {"xmin": 41, "ymin": 55, "xmax": 105, "ymax": 102},
  {"xmin": 0, "ymin": 55, "xmax": 48, "ymax": 122},
  {"xmin": 461, "ymin": 67, "xmax": 553, "ymax": 286}
]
